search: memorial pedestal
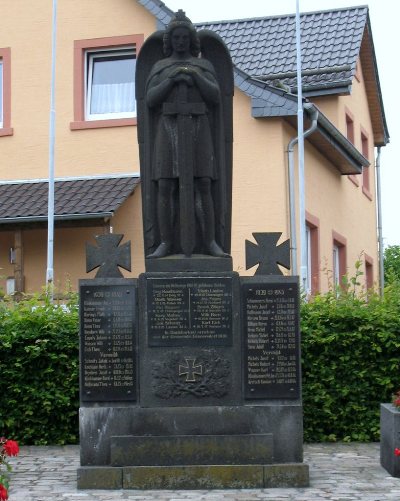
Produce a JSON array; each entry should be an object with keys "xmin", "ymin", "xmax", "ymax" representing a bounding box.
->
[{"xmin": 78, "ymin": 272, "xmax": 309, "ymax": 489}]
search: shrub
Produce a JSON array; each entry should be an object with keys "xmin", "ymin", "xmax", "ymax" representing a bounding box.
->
[
  {"xmin": 384, "ymin": 245, "xmax": 400, "ymax": 283},
  {"xmin": 301, "ymin": 280, "xmax": 400, "ymax": 442},
  {"xmin": 1, "ymin": 274, "xmax": 400, "ymax": 445},
  {"xmin": 0, "ymin": 294, "xmax": 79, "ymax": 445}
]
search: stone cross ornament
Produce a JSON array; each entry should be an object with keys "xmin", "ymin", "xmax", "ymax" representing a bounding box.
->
[
  {"xmin": 86, "ymin": 234, "xmax": 131, "ymax": 278},
  {"xmin": 245, "ymin": 232, "xmax": 290, "ymax": 275}
]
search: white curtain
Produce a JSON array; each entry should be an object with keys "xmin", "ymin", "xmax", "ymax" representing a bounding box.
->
[{"xmin": 90, "ymin": 81, "xmax": 135, "ymax": 115}]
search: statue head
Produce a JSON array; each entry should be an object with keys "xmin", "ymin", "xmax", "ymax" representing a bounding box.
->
[{"xmin": 163, "ymin": 10, "xmax": 200, "ymax": 57}]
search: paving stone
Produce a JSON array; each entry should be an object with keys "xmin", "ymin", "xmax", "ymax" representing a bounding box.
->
[{"xmin": 5, "ymin": 443, "xmax": 400, "ymax": 500}]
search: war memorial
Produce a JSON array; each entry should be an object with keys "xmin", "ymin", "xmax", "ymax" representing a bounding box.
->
[{"xmin": 77, "ymin": 11, "xmax": 309, "ymax": 489}]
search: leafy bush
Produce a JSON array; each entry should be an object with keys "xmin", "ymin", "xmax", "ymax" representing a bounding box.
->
[
  {"xmin": 384, "ymin": 245, "xmax": 400, "ymax": 283},
  {"xmin": 301, "ymin": 280, "xmax": 400, "ymax": 442},
  {"xmin": 1, "ymin": 273, "xmax": 400, "ymax": 445},
  {"xmin": 0, "ymin": 294, "xmax": 79, "ymax": 445}
]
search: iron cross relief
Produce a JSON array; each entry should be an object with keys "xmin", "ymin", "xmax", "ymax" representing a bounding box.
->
[
  {"xmin": 86, "ymin": 234, "xmax": 131, "ymax": 278},
  {"xmin": 245, "ymin": 232, "xmax": 291, "ymax": 275},
  {"xmin": 179, "ymin": 358, "xmax": 203, "ymax": 382}
]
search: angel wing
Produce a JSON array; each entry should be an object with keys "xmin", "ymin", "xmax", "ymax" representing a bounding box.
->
[
  {"xmin": 136, "ymin": 30, "xmax": 164, "ymax": 147},
  {"xmin": 198, "ymin": 30, "xmax": 234, "ymax": 252},
  {"xmin": 135, "ymin": 31, "xmax": 164, "ymax": 253}
]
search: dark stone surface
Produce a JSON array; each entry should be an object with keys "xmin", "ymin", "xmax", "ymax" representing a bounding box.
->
[
  {"xmin": 123, "ymin": 465, "xmax": 265, "ymax": 489},
  {"xmin": 77, "ymin": 466, "xmax": 122, "ymax": 489},
  {"xmin": 241, "ymin": 276, "xmax": 301, "ymax": 400},
  {"xmin": 78, "ymin": 463, "xmax": 309, "ymax": 489},
  {"xmin": 380, "ymin": 403, "xmax": 400, "ymax": 477},
  {"xmin": 86, "ymin": 234, "xmax": 131, "ymax": 278},
  {"xmin": 138, "ymin": 272, "xmax": 242, "ymax": 407},
  {"xmin": 263, "ymin": 463, "xmax": 310, "ymax": 488},
  {"xmin": 110, "ymin": 433, "xmax": 273, "ymax": 466},
  {"xmin": 136, "ymin": 11, "xmax": 234, "ymax": 260},
  {"xmin": 79, "ymin": 278, "xmax": 137, "ymax": 403},
  {"xmin": 246, "ymin": 232, "xmax": 290, "ymax": 275},
  {"xmin": 145, "ymin": 255, "xmax": 233, "ymax": 273},
  {"xmin": 79, "ymin": 404, "xmax": 304, "ymax": 466},
  {"xmin": 146, "ymin": 275, "xmax": 233, "ymax": 347}
]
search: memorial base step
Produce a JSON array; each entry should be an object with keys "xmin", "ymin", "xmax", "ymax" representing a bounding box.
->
[
  {"xmin": 77, "ymin": 463, "xmax": 309, "ymax": 489},
  {"xmin": 110, "ymin": 433, "xmax": 273, "ymax": 466}
]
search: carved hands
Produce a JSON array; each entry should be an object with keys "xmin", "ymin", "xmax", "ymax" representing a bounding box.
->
[{"xmin": 169, "ymin": 66, "xmax": 195, "ymax": 86}]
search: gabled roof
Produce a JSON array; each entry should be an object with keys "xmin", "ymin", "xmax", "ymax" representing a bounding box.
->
[
  {"xmin": 138, "ymin": 1, "xmax": 388, "ymax": 148},
  {"xmin": 196, "ymin": 5, "xmax": 388, "ymax": 146},
  {"xmin": 196, "ymin": 6, "xmax": 367, "ymax": 94},
  {"xmin": 0, "ymin": 175, "xmax": 139, "ymax": 224}
]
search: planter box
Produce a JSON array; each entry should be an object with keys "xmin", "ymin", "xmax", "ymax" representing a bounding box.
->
[{"xmin": 380, "ymin": 403, "xmax": 400, "ymax": 477}]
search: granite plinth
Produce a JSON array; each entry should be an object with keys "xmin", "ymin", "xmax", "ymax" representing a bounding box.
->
[
  {"xmin": 111, "ymin": 433, "xmax": 273, "ymax": 466},
  {"xmin": 77, "ymin": 463, "xmax": 309, "ymax": 489},
  {"xmin": 79, "ymin": 404, "xmax": 304, "ymax": 467},
  {"xmin": 380, "ymin": 403, "xmax": 400, "ymax": 477},
  {"xmin": 138, "ymin": 272, "xmax": 242, "ymax": 407}
]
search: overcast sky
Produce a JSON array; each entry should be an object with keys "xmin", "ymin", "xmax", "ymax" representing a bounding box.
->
[{"xmin": 166, "ymin": 0, "xmax": 399, "ymax": 248}]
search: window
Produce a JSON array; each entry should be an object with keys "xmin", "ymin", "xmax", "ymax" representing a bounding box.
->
[
  {"xmin": 332, "ymin": 231, "xmax": 347, "ymax": 289},
  {"xmin": 0, "ymin": 60, "xmax": 3, "ymax": 127},
  {"xmin": 71, "ymin": 34, "xmax": 144, "ymax": 130},
  {"xmin": 0, "ymin": 47, "xmax": 12, "ymax": 136},
  {"xmin": 333, "ymin": 244, "xmax": 340, "ymax": 288},
  {"xmin": 361, "ymin": 129, "xmax": 372, "ymax": 200},
  {"xmin": 306, "ymin": 225, "xmax": 311, "ymax": 294},
  {"xmin": 346, "ymin": 110, "xmax": 354, "ymax": 144},
  {"xmin": 86, "ymin": 49, "xmax": 136, "ymax": 121},
  {"xmin": 305, "ymin": 212, "xmax": 320, "ymax": 295},
  {"xmin": 346, "ymin": 109, "xmax": 359, "ymax": 186},
  {"xmin": 365, "ymin": 254, "xmax": 374, "ymax": 290},
  {"xmin": 355, "ymin": 59, "xmax": 362, "ymax": 83}
]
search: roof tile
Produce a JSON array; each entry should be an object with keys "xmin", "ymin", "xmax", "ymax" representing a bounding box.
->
[
  {"xmin": 0, "ymin": 176, "xmax": 139, "ymax": 222},
  {"xmin": 197, "ymin": 6, "xmax": 367, "ymax": 92}
]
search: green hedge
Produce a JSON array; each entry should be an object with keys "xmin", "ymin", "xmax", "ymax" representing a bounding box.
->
[
  {"xmin": 0, "ymin": 295, "xmax": 79, "ymax": 445},
  {"xmin": 1, "ymin": 282, "xmax": 400, "ymax": 444},
  {"xmin": 301, "ymin": 281, "xmax": 400, "ymax": 442}
]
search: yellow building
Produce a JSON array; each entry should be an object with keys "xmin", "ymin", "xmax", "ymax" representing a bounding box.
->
[{"xmin": 0, "ymin": 1, "xmax": 388, "ymax": 294}]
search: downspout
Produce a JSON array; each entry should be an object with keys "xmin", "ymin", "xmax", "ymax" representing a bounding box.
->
[
  {"xmin": 375, "ymin": 146, "xmax": 384, "ymax": 295},
  {"xmin": 287, "ymin": 102, "xmax": 319, "ymax": 277}
]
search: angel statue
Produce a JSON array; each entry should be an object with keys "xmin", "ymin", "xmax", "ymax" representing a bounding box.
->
[{"xmin": 136, "ymin": 10, "xmax": 233, "ymax": 261}]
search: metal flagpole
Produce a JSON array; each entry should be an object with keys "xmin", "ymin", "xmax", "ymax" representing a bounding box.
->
[
  {"xmin": 296, "ymin": 0, "xmax": 306, "ymax": 291},
  {"xmin": 46, "ymin": 0, "xmax": 58, "ymax": 297}
]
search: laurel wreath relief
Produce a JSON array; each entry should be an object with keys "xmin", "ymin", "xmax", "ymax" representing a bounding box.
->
[{"xmin": 152, "ymin": 350, "xmax": 231, "ymax": 399}]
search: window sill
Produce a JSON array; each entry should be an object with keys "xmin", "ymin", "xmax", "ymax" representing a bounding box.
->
[
  {"xmin": 0, "ymin": 127, "xmax": 14, "ymax": 137},
  {"xmin": 70, "ymin": 118, "xmax": 136, "ymax": 130},
  {"xmin": 348, "ymin": 174, "xmax": 359, "ymax": 187},
  {"xmin": 362, "ymin": 186, "xmax": 373, "ymax": 201}
]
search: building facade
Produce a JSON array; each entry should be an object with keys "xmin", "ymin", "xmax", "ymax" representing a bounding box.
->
[{"xmin": 0, "ymin": 1, "xmax": 388, "ymax": 295}]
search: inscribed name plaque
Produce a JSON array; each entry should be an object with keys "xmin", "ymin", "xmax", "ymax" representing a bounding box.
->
[
  {"xmin": 147, "ymin": 276, "xmax": 233, "ymax": 347},
  {"xmin": 242, "ymin": 277, "xmax": 300, "ymax": 399},
  {"xmin": 80, "ymin": 281, "xmax": 137, "ymax": 402}
]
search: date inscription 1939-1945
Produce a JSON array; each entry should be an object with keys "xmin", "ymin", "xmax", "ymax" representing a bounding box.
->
[{"xmin": 243, "ymin": 282, "xmax": 300, "ymax": 399}]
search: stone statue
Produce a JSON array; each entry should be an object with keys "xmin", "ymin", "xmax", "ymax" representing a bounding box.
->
[{"xmin": 136, "ymin": 10, "xmax": 233, "ymax": 259}]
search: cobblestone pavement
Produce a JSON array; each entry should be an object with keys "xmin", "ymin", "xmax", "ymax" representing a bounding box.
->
[{"xmin": 7, "ymin": 443, "xmax": 400, "ymax": 500}]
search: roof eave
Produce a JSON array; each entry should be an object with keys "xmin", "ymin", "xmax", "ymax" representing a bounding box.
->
[
  {"xmin": 0, "ymin": 212, "xmax": 114, "ymax": 225},
  {"xmin": 359, "ymin": 16, "xmax": 389, "ymax": 146},
  {"xmin": 302, "ymin": 84, "xmax": 352, "ymax": 98},
  {"xmin": 303, "ymin": 105, "xmax": 369, "ymax": 175},
  {"xmin": 136, "ymin": 0, "xmax": 173, "ymax": 28},
  {"xmin": 276, "ymin": 103, "xmax": 366, "ymax": 175}
]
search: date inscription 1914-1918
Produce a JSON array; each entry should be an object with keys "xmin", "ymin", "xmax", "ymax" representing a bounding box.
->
[
  {"xmin": 243, "ymin": 282, "xmax": 300, "ymax": 399},
  {"xmin": 80, "ymin": 284, "xmax": 136, "ymax": 402}
]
